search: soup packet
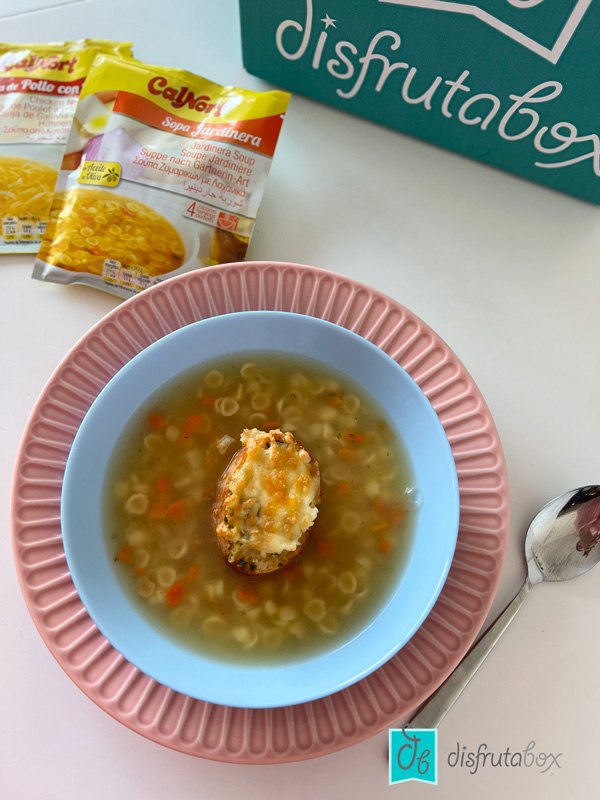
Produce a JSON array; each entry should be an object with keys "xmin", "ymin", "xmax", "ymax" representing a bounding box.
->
[
  {"xmin": 0, "ymin": 40, "xmax": 133, "ymax": 254},
  {"xmin": 32, "ymin": 54, "xmax": 291, "ymax": 297}
]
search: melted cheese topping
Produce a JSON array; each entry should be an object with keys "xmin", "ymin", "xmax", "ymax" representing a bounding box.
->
[{"xmin": 221, "ymin": 428, "xmax": 319, "ymax": 557}]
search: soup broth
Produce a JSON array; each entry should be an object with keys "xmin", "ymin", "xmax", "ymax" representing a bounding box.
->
[{"xmin": 106, "ymin": 353, "xmax": 414, "ymax": 662}]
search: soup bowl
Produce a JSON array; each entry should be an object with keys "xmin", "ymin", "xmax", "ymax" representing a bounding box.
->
[{"xmin": 62, "ymin": 311, "xmax": 459, "ymax": 708}]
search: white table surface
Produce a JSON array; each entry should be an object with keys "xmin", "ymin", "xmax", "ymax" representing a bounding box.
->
[{"xmin": 1, "ymin": 2, "xmax": 599, "ymax": 798}]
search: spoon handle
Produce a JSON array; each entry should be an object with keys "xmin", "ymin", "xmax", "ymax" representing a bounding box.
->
[{"xmin": 409, "ymin": 578, "xmax": 531, "ymax": 729}]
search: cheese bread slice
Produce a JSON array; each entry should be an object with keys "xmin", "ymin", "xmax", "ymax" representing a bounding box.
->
[{"xmin": 213, "ymin": 428, "xmax": 320, "ymax": 574}]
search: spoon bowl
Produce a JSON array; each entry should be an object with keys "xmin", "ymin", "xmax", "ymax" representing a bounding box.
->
[
  {"xmin": 412, "ymin": 485, "xmax": 600, "ymax": 728},
  {"xmin": 526, "ymin": 486, "xmax": 600, "ymax": 584}
]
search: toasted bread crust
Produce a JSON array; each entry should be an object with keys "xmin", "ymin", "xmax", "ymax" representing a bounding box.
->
[{"xmin": 212, "ymin": 429, "xmax": 320, "ymax": 575}]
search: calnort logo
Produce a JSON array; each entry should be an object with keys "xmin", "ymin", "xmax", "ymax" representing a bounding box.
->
[
  {"xmin": 379, "ymin": 0, "xmax": 592, "ymax": 63},
  {"xmin": 147, "ymin": 76, "xmax": 224, "ymax": 115},
  {"xmin": 3, "ymin": 55, "xmax": 78, "ymax": 74}
]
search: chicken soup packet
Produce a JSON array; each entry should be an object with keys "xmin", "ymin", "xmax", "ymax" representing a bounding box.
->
[
  {"xmin": 33, "ymin": 54, "xmax": 291, "ymax": 297},
  {"xmin": 0, "ymin": 40, "xmax": 133, "ymax": 254}
]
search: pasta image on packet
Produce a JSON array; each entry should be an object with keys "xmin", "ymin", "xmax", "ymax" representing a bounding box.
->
[
  {"xmin": 33, "ymin": 54, "xmax": 291, "ymax": 297},
  {"xmin": 0, "ymin": 40, "xmax": 133, "ymax": 253}
]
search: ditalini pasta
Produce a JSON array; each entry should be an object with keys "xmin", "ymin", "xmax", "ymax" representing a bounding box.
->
[
  {"xmin": 108, "ymin": 354, "xmax": 414, "ymax": 662},
  {"xmin": 0, "ymin": 40, "xmax": 133, "ymax": 254},
  {"xmin": 33, "ymin": 55, "xmax": 290, "ymax": 296}
]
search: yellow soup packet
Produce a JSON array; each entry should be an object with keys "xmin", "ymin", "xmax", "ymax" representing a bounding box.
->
[
  {"xmin": 33, "ymin": 54, "xmax": 291, "ymax": 297},
  {"xmin": 0, "ymin": 40, "xmax": 133, "ymax": 254}
]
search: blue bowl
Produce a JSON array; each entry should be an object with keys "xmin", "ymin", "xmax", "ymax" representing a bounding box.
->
[{"xmin": 62, "ymin": 311, "xmax": 459, "ymax": 708}]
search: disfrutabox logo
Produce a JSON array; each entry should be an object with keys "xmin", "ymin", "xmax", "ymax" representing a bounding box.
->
[
  {"xmin": 380, "ymin": 0, "xmax": 592, "ymax": 63},
  {"xmin": 275, "ymin": 0, "xmax": 600, "ymax": 176}
]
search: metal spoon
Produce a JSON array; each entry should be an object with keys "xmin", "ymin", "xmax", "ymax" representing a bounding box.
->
[{"xmin": 411, "ymin": 485, "xmax": 600, "ymax": 729}]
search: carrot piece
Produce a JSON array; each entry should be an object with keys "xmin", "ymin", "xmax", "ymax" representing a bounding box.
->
[
  {"xmin": 117, "ymin": 545, "xmax": 132, "ymax": 563},
  {"xmin": 200, "ymin": 394, "xmax": 215, "ymax": 407},
  {"xmin": 148, "ymin": 501, "xmax": 168, "ymax": 520},
  {"xmin": 335, "ymin": 481, "xmax": 350, "ymax": 495},
  {"xmin": 372, "ymin": 520, "xmax": 389, "ymax": 532},
  {"xmin": 378, "ymin": 537, "xmax": 393, "ymax": 555},
  {"xmin": 168, "ymin": 499, "xmax": 189, "ymax": 521},
  {"xmin": 374, "ymin": 497, "xmax": 386, "ymax": 517},
  {"xmin": 148, "ymin": 412, "xmax": 165, "ymax": 431},
  {"xmin": 373, "ymin": 499, "xmax": 406, "ymax": 525},
  {"xmin": 326, "ymin": 393, "xmax": 342, "ymax": 408},
  {"xmin": 116, "ymin": 544, "xmax": 133, "ymax": 564},
  {"xmin": 343, "ymin": 432, "xmax": 368, "ymax": 444},
  {"xmin": 166, "ymin": 580, "xmax": 186, "ymax": 607},
  {"xmin": 133, "ymin": 567, "xmax": 146, "ymax": 576},
  {"xmin": 186, "ymin": 564, "xmax": 199, "ymax": 583},
  {"xmin": 388, "ymin": 504, "xmax": 406, "ymax": 524},
  {"xmin": 155, "ymin": 477, "xmax": 170, "ymax": 494},
  {"xmin": 236, "ymin": 587, "xmax": 260, "ymax": 604},
  {"xmin": 338, "ymin": 448, "xmax": 357, "ymax": 461},
  {"xmin": 182, "ymin": 414, "xmax": 208, "ymax": 437},
  {"xmin": 317, "ymin": 539, "xmax": 336, "ymax": 557}
]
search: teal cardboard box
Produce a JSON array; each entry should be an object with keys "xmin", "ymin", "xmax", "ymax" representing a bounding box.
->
[{"xmin": 239, "ymin": 1, "xmax": 600, "ymax": 203}]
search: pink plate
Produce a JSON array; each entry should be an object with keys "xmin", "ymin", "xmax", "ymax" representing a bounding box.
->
[{"xmin": 11, "ymin": 261, "xmax": 509, "ymax": 763}]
